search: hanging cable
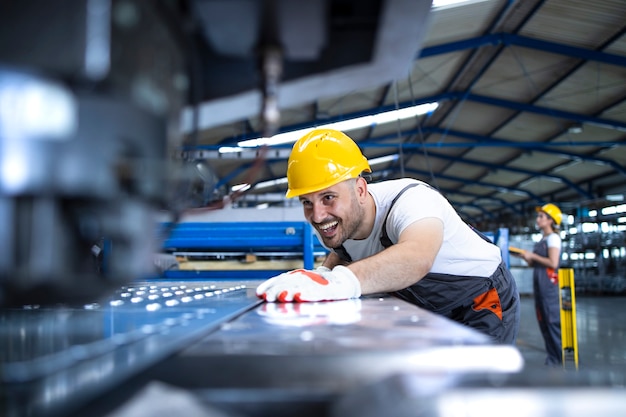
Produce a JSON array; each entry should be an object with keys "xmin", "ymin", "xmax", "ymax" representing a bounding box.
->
[
  {"xmin": 407, "ymin": 66, "xmax": 440, "ymax": 189},
  {"xmin": 392, "ymin": 81, "xmax": 405, "ymax": 178}
]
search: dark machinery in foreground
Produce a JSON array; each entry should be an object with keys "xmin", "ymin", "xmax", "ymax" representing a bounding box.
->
[
  {"xmin": 0, "ymin": 0, "xmax": 432, "ymax": 306},
  {"xmin": 2, "ymin": 283, "xmax": 523, "ymax": 417},
  {"xmin": 3, "ymin": 282, "xmax": 626, "ymax": 417},
  {"xmin": 0, "ymin": 0, "xmax": 186, "ymax": 306}
]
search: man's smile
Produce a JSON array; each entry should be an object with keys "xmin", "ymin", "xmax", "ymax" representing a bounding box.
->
[{"xmin": 317, "ymin": 220, "xmax": 338, "ymax": 237}]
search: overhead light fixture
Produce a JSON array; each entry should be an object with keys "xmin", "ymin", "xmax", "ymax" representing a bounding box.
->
[
  {"xmin": 567, "ymin": 123, "xmax": 583, "ymax": 134},
  {"xmin": 220, "ymin": 102, "xmax": 439, "ymax": 152},
  {"xmin": 218, "ymin": 146, "xmax": 244, "ymax": 154},
  {"xmin": 602, "ymin": 206, "xmax": 617, "ymax": 215},
  {"xmin": 251, "ymin": 177, "xmax": 289, "ymax": 190},
  {"xmin": 231, "ymin": 183, "xmax": 251, "ymax": 193},
  {"xmin": 367, "ymin": 154, "xmax": 399, "ymax": 166},
  {"xmin": 432, "ymin": 0, "xmax": 491, "ymax": 10}
]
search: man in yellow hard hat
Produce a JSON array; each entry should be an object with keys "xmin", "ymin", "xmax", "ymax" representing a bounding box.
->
[{"xmin": 256, "ymin": 129, "xmax": 520, "ymax": 344}]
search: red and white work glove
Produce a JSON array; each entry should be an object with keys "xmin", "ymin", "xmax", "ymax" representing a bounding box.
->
[{"xmin": 256, "ymin": 266, "xmax": 361, "ymax": 302}]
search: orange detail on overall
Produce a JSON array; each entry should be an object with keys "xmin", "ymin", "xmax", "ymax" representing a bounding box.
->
[
  {"xmin": 472, "ymin": 287, "xmax": 503, "ymax": 320},
  {"xmin": 546, "ymin": 268, "xmax": 559, "ymax": 285}
]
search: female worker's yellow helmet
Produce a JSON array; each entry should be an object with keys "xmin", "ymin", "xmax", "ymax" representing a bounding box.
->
[
  {"xmin": 285, "ymin": 129, "xmax": 371, "ymax": 198},
  {"xmin": 536, "ymin": 203, "xmax": 562, "ymax": 225}
]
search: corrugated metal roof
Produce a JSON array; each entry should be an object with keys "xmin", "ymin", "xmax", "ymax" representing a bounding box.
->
[{"xmin": 181, "ymin": 0, "xmax": 626, "ymax": 228}]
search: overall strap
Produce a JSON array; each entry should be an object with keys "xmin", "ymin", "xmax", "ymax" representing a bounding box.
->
[
  {"xmin": 335, "ymin": 182, "xmax": 424, "ymax": 262},
  {"xmin": 380, "ymin": 183, "xmax": 423, "ymax": 248},
  {"xmin": 468, "ymin": 224, "xmax": 499, "ymax": 245},
  {"xmin": 335, "ymin": 244, "xmax": 353, "ymax": 263},
  {"xmin": 379, "ymin": 182, "xmax": 498, "ymax": 248}
]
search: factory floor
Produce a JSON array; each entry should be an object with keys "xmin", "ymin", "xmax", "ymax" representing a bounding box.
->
[{"xmin": 515, "ymin": 293, "xmax": 626, "ymax": 370}]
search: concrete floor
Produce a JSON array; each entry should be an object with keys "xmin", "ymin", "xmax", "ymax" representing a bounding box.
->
[{"xmin": 515, "ymin": 294, "xmax": 626, "ymax": 370}]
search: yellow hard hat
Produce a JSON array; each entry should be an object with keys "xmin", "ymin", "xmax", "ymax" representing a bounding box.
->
[
  {"xmin": 536, "ymin": 203, "xmax": 562, "ymax": 225},
  {"xmin": 285, "ymin": 129, "xmax": 371, "ymax": 198}
]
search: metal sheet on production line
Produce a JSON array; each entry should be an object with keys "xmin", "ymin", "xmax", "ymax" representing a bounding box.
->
[
  {"xmin": 0, "ymin": 280, "xmax": 261, "ymax": 417},
  {"xmin": 160, "ymin": 294, "xmax": 523, "ymax": 394}
]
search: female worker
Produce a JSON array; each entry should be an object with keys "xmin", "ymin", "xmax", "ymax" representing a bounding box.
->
[{"xmin": 519, "ymin": 203, "xmax": 563, "ymax": 366}]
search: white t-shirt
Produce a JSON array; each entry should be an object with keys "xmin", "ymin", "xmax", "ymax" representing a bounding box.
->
[
  {"xmin": 330, "ymin": 178, "xmax": 502, "ymax": 278},
  {"xmin": 546, "ymin": 232, "xmax": 561, "ymax": 249}
]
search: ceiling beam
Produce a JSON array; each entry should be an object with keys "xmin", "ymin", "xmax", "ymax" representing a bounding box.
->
[
  {"xmin": 423, "ymin": 126, "xmax": 626, "ymax": 178},
  {"xmin": 418, "ymin": 33, "xmax": 626, "ymax": 68},
  {"xmin": 462, "ymin": 93, "xmax": 626, "ymax": 132},
  {"xmin": 209, "ymin": 126, "xmax": 623, "ymax": 198},
  {"xmin": 404, "ymin": 147, "xmax": 593, "ymax": 199}
]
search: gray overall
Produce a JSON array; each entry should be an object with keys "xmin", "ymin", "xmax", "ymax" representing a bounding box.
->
[
  {"xmin": 336, "ymin": 184, "xmax": 520, "ymax": 344},
  {"xmin": 533, "ymin": 238, "xmax": 562, "ymax": 365}
]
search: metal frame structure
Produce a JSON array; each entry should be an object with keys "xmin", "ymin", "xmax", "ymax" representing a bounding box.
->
[
  {"xmin": 159, "ymin": 221, "xmax": 328, "ymax": 279},
  {"xmin": 179, "ymin": 0, "xmax": 626, "ymax": 226}
]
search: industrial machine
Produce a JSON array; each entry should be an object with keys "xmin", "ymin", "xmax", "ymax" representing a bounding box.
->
[
  {"xmin": 0, "ymin": 0, "xmax": 432, "ymax": 307},
  {"xmin": 4, "ymin": 282, "xmax": 626, "ymax": 417},
  {"xmin": 2, "ymin": 282, "xmax": 527, "ymax": 417},
  {"xmin": 0, "ymin": 0, "xmax": 187, "ymax": 306}
]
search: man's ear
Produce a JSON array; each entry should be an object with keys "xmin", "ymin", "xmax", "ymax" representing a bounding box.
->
[{"xmin": 355, "ymin": 176, "xmax": 368, "ymax": 201}]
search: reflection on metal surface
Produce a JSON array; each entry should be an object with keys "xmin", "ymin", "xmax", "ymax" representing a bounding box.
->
[
  {"xmin": 161, "ymin": 295, "xmax": 523, "ymax": 396},
  {"xmin": 431, "ymin": 389, "xmax": 626, "ymax": 417},
  {"xmin": 103, "ymin": 381, "xmax": 235, "ymax": 417},
  {"xmin": 192, "ymin": 295, "xmax": 521, "ymax": 356},
  {"xmin": 135, "ymin": 295, "xmax": 526, "ymax": 417},
  {"xmin": 331, "ymin": 372, "xmax": 626, "ymax": 417},
  {"xmin": 1, "ymin": 282, "xmax": 260, "ymax": 417},
  {"xmin": 3, "ymin": 286, "xmax": 624, "ymax": 417},
  {"xmin": 257, "ymin": 299, "xmax": 363, "ymax": 327}
]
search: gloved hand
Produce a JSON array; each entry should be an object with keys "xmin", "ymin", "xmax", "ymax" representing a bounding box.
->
[{"xmin": 256, "ymin": 265, "xmax": 361, "ymax": 302}]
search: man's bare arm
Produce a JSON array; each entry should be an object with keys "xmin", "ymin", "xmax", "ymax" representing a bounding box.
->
[
  {"xmin": 347, "ymin": 217, "xmax": 444, "ymax": 294},
  {"xmin": 322, "ymin": 251, "xmax": 343, "ymax": 269}
]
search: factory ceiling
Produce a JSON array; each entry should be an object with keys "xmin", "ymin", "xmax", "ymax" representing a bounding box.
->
[{"xmin": 177, "ymin": 0, "xmax": 626, "ymax": 229}]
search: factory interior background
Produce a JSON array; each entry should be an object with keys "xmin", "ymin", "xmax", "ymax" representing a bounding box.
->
[{"xmin": 1, "ymin": 0, "xmax": 625, "ymax": 416}]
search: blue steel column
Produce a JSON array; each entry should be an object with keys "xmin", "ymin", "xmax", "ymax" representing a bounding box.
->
[
  {"xmin": 497, "ymin": 228, "xmax": 510, "ymax": 269},
  {"xmin": 303, "ymin": 222, "xmax": 314, "ymax": 269}
]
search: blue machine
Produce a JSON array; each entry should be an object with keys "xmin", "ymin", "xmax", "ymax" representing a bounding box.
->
[
  {"xmin": 158, "ymin": 221, "xmax": 329, "ymax": 279},
  {"xmin": 483, "ymin": 228, "xmax": 511, "ymax": 268}
]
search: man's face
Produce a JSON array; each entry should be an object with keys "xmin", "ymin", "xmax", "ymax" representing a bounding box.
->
[{"xmin": 298, "ymin": 179, "xmax": 365, "ymax": 249}]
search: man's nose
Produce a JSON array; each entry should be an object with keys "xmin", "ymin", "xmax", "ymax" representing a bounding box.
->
[{"xmin": 311, "ymin": 203, "xmax": 327, "ymax": 223}]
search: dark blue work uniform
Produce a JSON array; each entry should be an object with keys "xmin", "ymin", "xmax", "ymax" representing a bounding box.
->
[
  {"xmin": 336, "ymin": 183, "xmax": 521, "ymax": 345},
  {"xmin": 533, "ymin": 237, "xmax": 562, "ymax": 365},
  {"xmin": 392, "ymin": 262, "xmax": 520, "ymax": 345}
]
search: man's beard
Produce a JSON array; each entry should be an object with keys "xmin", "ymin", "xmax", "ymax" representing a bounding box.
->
[{"xmin": 325, "ymin": 194, "xmax": 364, "ymax": 249}]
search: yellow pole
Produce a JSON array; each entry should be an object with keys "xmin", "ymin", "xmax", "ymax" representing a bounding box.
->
[{"xmin": 558, "ymin": 268, "xmax": 579, "ymax": 369}]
